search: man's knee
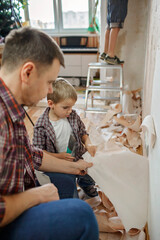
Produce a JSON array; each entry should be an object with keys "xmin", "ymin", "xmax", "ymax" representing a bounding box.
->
[
  {"xmin": 38, "ymin": 199, "xmax": 99, "ymax": 240},
  {"xmin": 0, "ymin": 199, "xmax": 99, "ymax": 240},
  {"xmin": 62, "ymin": 199, "xmax": 99, "ymax": 240}
]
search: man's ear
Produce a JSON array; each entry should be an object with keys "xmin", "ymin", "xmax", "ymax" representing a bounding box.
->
[
  {"xmin": 47, "ymin": 99, "xmax": 54, "ymax": 108},
  {"xmin": 20, "ymin": 62, "xmax": 35, "ymax": 84}
]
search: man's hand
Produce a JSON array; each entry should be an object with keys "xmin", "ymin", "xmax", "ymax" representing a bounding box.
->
[
  {"xmin": 41, "ymin": 151, "xmax": 92, "ymax": 176},
  {"xmin": 74, "ymin": 160, "xmax": 93, "ymax": 176},
  {"xmin": 0, "ymin": 183, "xmax": 59, "ymax": 227},
  {"xmin": 35, "ymin": 183, "xmax": 59, "ymax": 203}
]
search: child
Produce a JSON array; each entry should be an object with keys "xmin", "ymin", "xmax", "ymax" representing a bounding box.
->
[
  {"xmin": 33, "ymin": 78, "xmax": 98, "ymax": 199},
  {"xmin": 100, "ymin": 0, "xmax": 128, "ymax": 65}
]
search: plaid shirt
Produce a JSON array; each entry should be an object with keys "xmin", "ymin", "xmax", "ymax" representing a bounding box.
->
[
  {"xmin": 33, "ymin": 107, "xmax": 88, "ymax": 161},
  {"xmin": 0, "ymin": 78, "xmax": 43, "ymax": 223}
]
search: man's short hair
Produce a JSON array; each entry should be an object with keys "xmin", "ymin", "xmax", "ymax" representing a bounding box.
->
[
  {"xmin": 47, "ymin": 78, "xmax": 77, "ymax": 103},
  {"xmin": 2, "ymin": 27, "xmax": 65, "ymax": 71}
]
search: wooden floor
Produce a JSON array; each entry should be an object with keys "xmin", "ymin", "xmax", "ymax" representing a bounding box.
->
[{"xmin": 25, "ymin": 105, "xmax": 143, "ymax": 155}]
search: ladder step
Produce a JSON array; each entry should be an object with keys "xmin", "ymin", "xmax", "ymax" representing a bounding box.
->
[
  {"xmin": 92, "ymin": 80, "xmax": 120, "ymax": 85},
  {"xmin": 87, "ymin": 86, "xmax": 122, "ymax": 91},
  {"xmin": 92, "ymin": 80, "xmax": 107, "ymax": 84},
  {"xmin": 92, "ymin": 96, "xmax": 120, "ymax": 101},
  {"xmin": 88, "ymin": 62, "xmax": 123, "ymax": 69},
  {"xmin": 85, "ymin": 107, "xmax": 109, "ymax": 113},
  {"xmin": 84, "ymin": 62, "xmax": 123, "ymax": 114}
]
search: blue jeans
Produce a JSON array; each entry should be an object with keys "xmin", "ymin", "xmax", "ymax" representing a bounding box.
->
[
  {"xmin": 0, "ymin": 199, "xmax": 99, "ymax": 240},
  {"xmin": 45, "ymin": 173, "xmax": 96, "ymax": 199},
  {"xmin": 107, "ymin": 0, "xmax": 128, "ymax": 29},
  {"xmin": 44, "ymin": 172, "xmax": 79, "ymax": 199}
]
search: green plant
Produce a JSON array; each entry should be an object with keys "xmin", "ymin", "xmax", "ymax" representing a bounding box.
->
[
  {"xmin": 88, "ymin": 0, "xmax": 100, "ymax": 33},
  {"xmin": 0, "ymin": 0, "xmax": 27, "ymax": 38}
]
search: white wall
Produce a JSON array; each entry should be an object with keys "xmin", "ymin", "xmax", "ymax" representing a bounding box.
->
[
  {"xmin": 100, "ymin": 1, "xmax": 160, "ymax": 239},
  {"xmin": 143, "ymin": 1, "xmax": 160, "ymax": 238},
  {"xmin": 136, "ymin": 0, "xmax": 160, "ymax": 239},
  {"xmin": 148, "ymin": 49, "xmax": 160, "ymax": 240}
]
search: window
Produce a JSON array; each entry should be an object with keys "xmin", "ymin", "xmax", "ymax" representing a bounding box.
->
[
  {"xmin": 28, "ymin": 0, "xmax": 55, "ymax": 29},
  {"xmin": 61, "ymin": 0, "xmax": 89, "ymax": 29},
  {"xmin": 24, "ymin": 0, "xmax": 99, "ymax": 34}
]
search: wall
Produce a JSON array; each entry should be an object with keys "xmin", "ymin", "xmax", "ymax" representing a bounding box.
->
[
  {"xmin": 148, "ymin": 50, "xmax": 160, "ymax": 240},
  {"xmin": 143, "ymin": 0, "xmax": 160, "ymax": 239},
  {"xmin": 100, "ymin": 1, "xmax": 160, "ymax": 239},
  {"xmin": 100, "ymin": 0, "xmax": 148, "ymax": 90}
]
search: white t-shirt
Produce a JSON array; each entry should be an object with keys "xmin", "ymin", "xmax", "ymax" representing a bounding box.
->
[{"xmin": 50, "ymin": 118, "xmax": 72, "ymax": 152}]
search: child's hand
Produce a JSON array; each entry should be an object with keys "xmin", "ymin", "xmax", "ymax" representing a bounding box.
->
[
  {"xmin": 85, "ymin": 144, "xmax": 97, "ymax": 157},
  {"xmin": 57, "ymin": 152, "xmax": 75, "ymax": 161}
]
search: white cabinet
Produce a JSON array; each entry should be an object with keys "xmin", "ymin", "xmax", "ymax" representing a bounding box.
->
[{"xmin": 59, "ymin": 53, "xmax": 97, "ymax": 78}]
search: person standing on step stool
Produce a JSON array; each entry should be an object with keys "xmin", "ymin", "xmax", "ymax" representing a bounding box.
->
[{"xmin": 100, "ymin": 0, "xmax": 128, "ymax": 65}]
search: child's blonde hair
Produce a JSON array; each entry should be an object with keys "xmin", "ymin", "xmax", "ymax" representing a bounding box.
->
[{"xmin": 47, "ymin": 78, "xmax": 77, "ymax": 103}]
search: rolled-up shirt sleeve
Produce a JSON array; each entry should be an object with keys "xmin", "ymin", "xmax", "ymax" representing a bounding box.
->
[
  {"xmin": 0, "ymin": 196, "xmax": 5, "ymax": 223},
  {"xmin": 76, "ymin": 113, "xmax": 88, "ymax": 138},
  {"xmin": 31, "ymin": 145, "xmax": 43, "ymax": 170}
]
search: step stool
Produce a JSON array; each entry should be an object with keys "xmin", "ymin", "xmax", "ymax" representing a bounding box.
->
[{"xmin": 84, "ymin": 62, "xmax": 124, "ymax": 115}]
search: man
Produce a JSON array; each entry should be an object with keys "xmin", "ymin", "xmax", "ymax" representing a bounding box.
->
[{"xmin": 0, "ymin": 27, "xmax": 99, "ymax": 240}]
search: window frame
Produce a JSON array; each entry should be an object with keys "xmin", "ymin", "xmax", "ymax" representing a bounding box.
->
[{"xmin": 25, "ymin": 0, "xmax": 96, "ymax": 35}]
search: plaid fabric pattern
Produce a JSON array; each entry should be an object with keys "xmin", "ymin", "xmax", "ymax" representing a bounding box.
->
[
  {"xmin": 33, "ymin": 107, "xmax": 88, "ymax": 161},
  {"xmin": 0, "ymin": 78, "xmax": 43, "ymax": 223}
]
